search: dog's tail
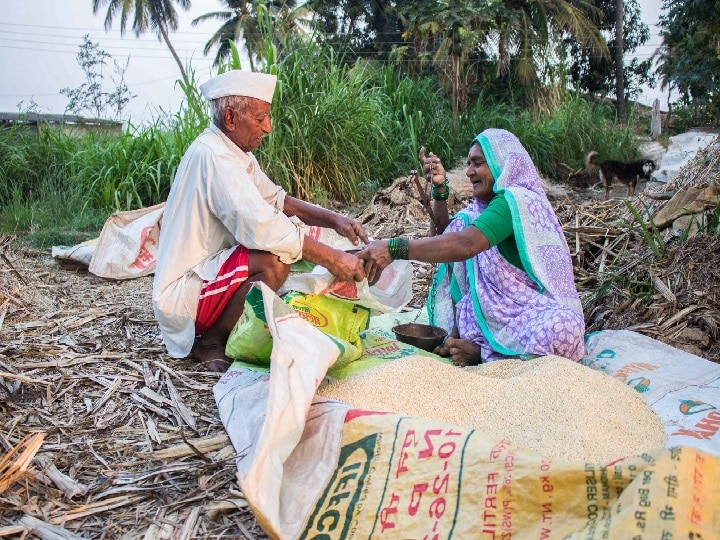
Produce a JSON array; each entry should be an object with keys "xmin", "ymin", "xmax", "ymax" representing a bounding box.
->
[{"xmin": 585, "ymin": 151, "xmax": 599, "ymax": 171}]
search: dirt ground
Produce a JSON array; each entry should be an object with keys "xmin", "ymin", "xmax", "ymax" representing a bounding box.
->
[{"xmin": 1, "ymin": 138, "xmax": 718, "ymax": 538}]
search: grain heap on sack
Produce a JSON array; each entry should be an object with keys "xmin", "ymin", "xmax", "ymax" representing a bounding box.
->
[{"xmin": 316, "ymin": 355, "xmax": 667, "ymax": 463}]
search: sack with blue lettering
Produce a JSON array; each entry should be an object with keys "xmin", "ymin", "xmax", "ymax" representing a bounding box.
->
[{"xmin": 583, "ymin": 329, "xmax": 720, "ymax": 455}]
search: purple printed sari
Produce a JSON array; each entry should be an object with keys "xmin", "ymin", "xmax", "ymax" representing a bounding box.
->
[{"xmin": 428, "ymin": 129, "xmax": 585, "ymax": 362}]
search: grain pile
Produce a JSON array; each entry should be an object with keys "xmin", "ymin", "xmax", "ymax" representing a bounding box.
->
[{"xmin": 316, "ymin": 355, "xmax": 667, "ymax": 463}]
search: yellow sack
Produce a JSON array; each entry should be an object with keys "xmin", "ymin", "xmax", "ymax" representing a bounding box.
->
[
  {"xmin": 225, "ymin": 288, "xmax": 370, "ymax": 368},
  {"xmin": 225, "ymin": 286, "xmax": 273, "ymax": 364},
  {"xmin": 283, "ymin": 291, "xmax": 370, "ymax": 369}
]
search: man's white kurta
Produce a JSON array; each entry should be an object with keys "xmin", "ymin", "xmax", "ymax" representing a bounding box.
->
[{"xmin": 153, "ymin": 124, "xmax": 304, "ymax": 357}]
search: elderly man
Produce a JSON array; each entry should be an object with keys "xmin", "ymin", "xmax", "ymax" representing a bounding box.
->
[{"xmin": 153, "ymin": 70, "xmax": 368, "ymax": 372}]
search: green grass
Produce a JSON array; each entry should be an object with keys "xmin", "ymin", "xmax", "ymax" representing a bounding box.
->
[
  {"xmin": 462, "ymin": 91, "xmax": 640, "ymax": 179},
  {"xmin": 1, "ymin": 51, "xmax": 651, "ymax": 249}
]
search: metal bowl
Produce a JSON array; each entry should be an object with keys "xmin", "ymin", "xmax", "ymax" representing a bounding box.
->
[{"xmin": 392, "ymin": 323, "xmax": 448, "ymax": 352}]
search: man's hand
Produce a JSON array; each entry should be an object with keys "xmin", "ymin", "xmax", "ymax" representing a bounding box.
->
[
  {"xmin": 328, "ymin": 250, "xmax": 367, "ymax": 282},
  {"xmin": 301, "ymin": 236, "xmax": 366, "ymax": 282},
  {"xmin": 334, "ymin": 215, "xmax": 369, "ymax": 246},
  {"xmin": 283, "ymin": 196, "xmax": 369, "ymax": 246},
  {"xmin": 357, "ymin": 240, "xmax": 392, "ymax": 285}
]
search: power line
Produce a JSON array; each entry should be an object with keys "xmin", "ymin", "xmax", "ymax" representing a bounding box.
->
[
  {"xmin": 0, "ymin": 28, "xmax": 211, "ymax": 46},
  {"xmin": 0, "ymin": 20, "xmax": 213, "ymax": 37},
  {"xmin": 0, "ymin": 36, "xmax": 208, "ymax": 55},
  {"xmin": 0, "ymin": 43, "xmax": 216, "ymax": 61}
]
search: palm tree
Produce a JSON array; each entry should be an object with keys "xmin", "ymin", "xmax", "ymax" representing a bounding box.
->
[
  {"xmin": 92, "ymin": 0, "xmax": 191, "ymax": 87},
  {"xmin": 270, "ymin": 2, "xmax": 312, "ymax": 56},
  {"xmin": 494, "ymin": 0, "xmax": 609, "ymax": 90},
  {"xmin": 399, "ymin": 0, "xmax": 492, "ymax": 133},
  {"xmin": 431, "ymin": 6, "xmax": 489, "ymax": 133},
  {"xmin": 191, "ymin": 0, "xmax": 264, "ymax": 70},
  {"xmin": 192, "ymin": 0, "xmax": 310, "ymax": 69},
  {"xmin": 398, "ymin": 0, "xmax": 608, "ymax": 119}
]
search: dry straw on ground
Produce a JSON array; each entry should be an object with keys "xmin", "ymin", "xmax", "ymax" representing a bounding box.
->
[
  {"xmin": 1, "ymin": 136, "xmax": 718, "ymax": 537},
  {"xmin": 560, "ymin": 135, "xmax": 720, "ymax": 362},
  {"xmin": 0, "ymin": 251, "xmax": 266, "ymax": 538},
  {"xmin": 317, "ymin": 354, "xmax": 667, "ymax": 463}
]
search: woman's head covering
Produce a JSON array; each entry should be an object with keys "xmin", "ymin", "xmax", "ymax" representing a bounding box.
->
[
  {"xmin": 472, "ymin": 128, "xmax": 544, "ymax": 195},
  {"xmin": 469, "ymin": 128, "xmax": 582, "ymax": 316}
]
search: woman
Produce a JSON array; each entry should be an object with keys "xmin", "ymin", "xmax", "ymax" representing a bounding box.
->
[{"xmin": 359, "ymin": 128, "xmax": 585, "ymax": 366}]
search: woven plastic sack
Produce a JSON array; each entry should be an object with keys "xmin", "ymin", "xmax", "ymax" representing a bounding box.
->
[
  {"xmin": 278, "ymin": 226, "xmax": 413, "ymax": 314},
  {"xmin": 225, "ymin": 287, "xmax": 370, "ymax": 368},
  {"xmin": 51, "ymin": 238, "xmax": 98, "ymax": 266},
  {"xmin": 283, "ymin": 291, "xmax": 370, "ymax": 369},
  {"xmin": 583, "ymin": 329, "xmax": 720, "ymax": 455},
  {"xmin": 225, "ymin": 286, "xmax": 274, "ymax": 364},
  {"xmin": 215, "ymin": 283, "xmax": 720, "ymax": 539},
  {"xmin": 88, "ymin": 202, "xmax": 165, "ymax": 279}
]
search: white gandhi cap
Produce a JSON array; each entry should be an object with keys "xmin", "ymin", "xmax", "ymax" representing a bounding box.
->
[{"xmin": 199, "ymin": 70, "xmax": 277, "ymax": 103}]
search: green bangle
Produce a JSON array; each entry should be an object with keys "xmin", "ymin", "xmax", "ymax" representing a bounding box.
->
[
  {"xmin": 388, "ymin": 236, "xmax": 409, "ymax": 260},
  {"xmin": 431, "ymin": 177, "xmax": 450, "ymax": 201}
]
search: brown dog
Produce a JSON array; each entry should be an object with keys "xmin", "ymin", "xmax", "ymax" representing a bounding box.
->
[{"xmin": 586, "ymin": 151, "xmax": 656, "ymax": 199}]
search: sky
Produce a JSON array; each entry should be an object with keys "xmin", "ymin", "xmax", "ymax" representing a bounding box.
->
[{"xmin": 0, "ymin": 0, "xmax": 668, "ymax": 125}]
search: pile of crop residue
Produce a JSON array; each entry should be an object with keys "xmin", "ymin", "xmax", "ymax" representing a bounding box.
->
[
  {"xmin": 317, "ymin": 355, "xmax": 667, "ymax": 463},
  {"xmin": 558, "ymin": 135, "xmax": 720, "ymax": 363},
  {"xmin": 0, "ymin": 241, "xmax": 265, "ymax": 538}
]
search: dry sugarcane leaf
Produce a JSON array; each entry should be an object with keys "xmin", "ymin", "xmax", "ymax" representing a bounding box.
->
[
  {"xmin": 164, "ymin": 375, "xmax": 197, "ymax": 431},
  {"xmin": 51, "ymin": 495, "xmax": 147, "ymax": 523},
  {"xmin": 18, "ymin": 515, "xmax": 83, "ymax": 540},
  {"xmin": 33, "ymin": 455, "xmax": 88, "ymax": 500},
  {"xmin": 0, "ymin": 432, "xmax": 46, "ymax": 495},
  {"xmin": 206, "ymin": 498, "xmax": 250, "ymax": 521},
  {"xmin": 147, "ymin": 434, "xmax": 230, "ymax": 460}
]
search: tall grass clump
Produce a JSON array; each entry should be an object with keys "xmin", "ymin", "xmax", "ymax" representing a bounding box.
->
[
  {"xmin": 81, "ymin": 72, "xmax": 208, "ymax": 211},
  {"xmin": 539, "ymin": 93, "xmax": 639, "ymax": 170},
  {"xmin": 0, "ymin": 84, "xmax": 206, "ymax": 246},
  {"xmin": 464, "ymin": 91, "xmax": 640, "ymax": 179},
  {"xmin": 372, "ymin": 63, "xmax": 455, "ymax": 172},
  {"xmin": 0, "ymin": 126, "xmax": 109, "ymax": 245},
  {"xmin": 260, "ymin": 48, "xmax": 458, "ymax": 203},
  {"xmin": 80, "ymin": 116, "xmax": 202, "ymax": 211},
  {"xmin": 256, "ymin": 45, "xmax": 388, "ymax": 203}
]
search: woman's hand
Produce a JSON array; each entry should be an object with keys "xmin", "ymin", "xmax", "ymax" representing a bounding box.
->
[
  {"xmin": 333, "ymin": 214, "xmax": 369, "ymax": 246},
  {"xmin": 357, "ymin": 240, "xmax": 392, "ymax": 284},
  {"xmin": 419, "ymin": 146, "xmax": 447, "ymax": 187}
]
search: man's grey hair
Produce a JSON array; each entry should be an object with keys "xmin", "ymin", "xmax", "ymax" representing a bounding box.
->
[{"xmin": 210, "ymin": 95, "xmax": 251, "ymax": 127}]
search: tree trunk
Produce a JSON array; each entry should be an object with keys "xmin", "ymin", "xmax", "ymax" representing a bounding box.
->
[
  {"xmin": 615, "ymin": 0, "xmax": 626, "ymax": 124},
  {"xmin": 451, "ymin": 54, "xmax": 459, "ymax": 134},
  {"xmin": 157, "ymin": 21, "xmax": 191, "ymax": 88}
]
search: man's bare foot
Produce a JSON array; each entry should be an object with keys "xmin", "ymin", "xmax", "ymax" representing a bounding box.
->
[
  {"xmin": 435, "ymin": 337, "xmax": 482, "ymax": 367},
  {"xmin": 192, "ymin": 337, "xmax": 232, "ymax": 373}
]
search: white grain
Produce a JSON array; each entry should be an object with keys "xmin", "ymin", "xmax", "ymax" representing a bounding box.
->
[{"xmin": 316, "ymin": 355, "xmax": 667, "ymax": 463}]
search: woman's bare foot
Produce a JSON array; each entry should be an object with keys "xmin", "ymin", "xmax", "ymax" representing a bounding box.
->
[
  {"xmin": 191, "ymin": 337, "xmax": 232, "ymax": 373},
  {"xmin": 435, "ymin": 337, "xmax": 482, "ymax": 367}
]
